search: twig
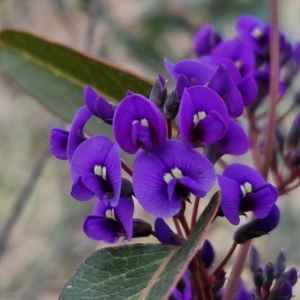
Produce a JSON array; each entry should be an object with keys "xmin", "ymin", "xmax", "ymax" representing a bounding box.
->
[
  {"xmin": 190, "ymin": 197, "xmax": 200, "ymax": 228},
  {"xmin": 0, "ymin": 144, "xmax": 50, "ymax": 262}
]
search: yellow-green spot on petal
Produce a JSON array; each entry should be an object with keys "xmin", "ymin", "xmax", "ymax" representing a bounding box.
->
[
  {"xmin": 171, "ymin": 167, "xmax": 183, "ymax": 179},
  {"xmin": 94, "ymin": 165, "xmax": 103, "ymax": 176},
  {"xmin": 164, "ymin": 173, "xmax": 173, "ymax": 184},
  {"xmin": 193, "ymin": 111, "xmax": 206, "ymax": 128},
  {"xmin": 141, "ymin": 118, "xmax": 149, "ymax": 127},
  {"xmin": 240, "ymin": 182, "xmax": 253, "ymax": 198}
]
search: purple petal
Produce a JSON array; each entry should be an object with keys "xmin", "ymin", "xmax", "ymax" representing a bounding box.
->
[
  {"xmin": 164, "ymin": 58, "xmax": 178, "ymax": 81},
  {"xmin": 207, "ymin": 64, "xmax": 231, "ymax": 97},
  {"xmin": 67, "ymin": 106, "xmax": 92, "ymax": 161},
  {"xmin": 83, "ymin": 215, "xmax": 123, "ymax": 243},
  {"xmin": 211, "ymin": 40, "xmax": 255, "ymax": 77},
  {"xmin": 180, "ymin": 177, "xmax": 207, "ymax": 197},
  {"xmin": 218, "ymin": 119, "xmax": 249, "ymax": 156},
  {"xmin": 237, "ymin": 75, "xmax": 258, "ymax": 106},
  {"xmin": 167, "ymin": 179, "xmax": 181, "ymax": 209},
  {"xmin": 114, "ymin": 196, "xmax": 134, "ymax": 240},
  {"xmin": 214, "ymin": 58, "xmax": 241, "ymax": 84},
  {"xmin": 133, "ymin": 140, "xmax": 216, "ymax": 217},
  {"xmin": 71, "ymin": 176, "xmax": 96, "ymax": 201},
  {"xmin": 252, "ymin": 204, "xmax": 280, "ymax": 233},
  {"xmin": 217, "ymin": 174, "xmax": 242, "ymax": 225},
  {"xmin": 178, "ymin": 86, "xmax": 229, "ymax": 146},
  {"xmin": 154, "ymin": 218, "xmax": 176, "ymax": 245},
  {"xmin": 81, "ymin": 174, "xmax": 104, "ymax": 200},
  {"xmin": 176, "ymin": 74, "xmax": 192, "ymax": 99},
  {"xmin": 222, "ymin": 163, "xmax": 265, "ymax": 189},
  {"xmin": 49, "ymin": 128, "xmax": 69, "ymax": 160},
  {"xmin": 223, "ymin": 80, "xmax": 244, "ymax": 118},
  {"xmin": 113, "ymin": 94, "xmax": 166, "ymax": 154},
  {"xmin": 173, "ymin": 59, "xmax": 214, "ymax": 85},
  {"xmin": 244, "ymin": 183, "xmax": 278, "ymax": 219},
  {"xmin": 193, "ymin": 25, "xmax": 222, "ymax": 56},
  {"xmin": 200, "ymin": 240, "xmax": 214, "ymax": 269}
]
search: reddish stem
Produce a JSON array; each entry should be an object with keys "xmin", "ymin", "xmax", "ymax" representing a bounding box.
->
[
  {"xmin": 167, "ymin": 119, "xmax": 172, "ymax": 139},
  {"xmin": 121, "ymin": 159, "xmax": 133, "ymax": 177},
  {"xmin": 190, "ymin": 197, "xmax": 200, "ymax": 228},
  {"xmin": 172, "ymin": 217, "xmax": 183, "ymax": 236}
]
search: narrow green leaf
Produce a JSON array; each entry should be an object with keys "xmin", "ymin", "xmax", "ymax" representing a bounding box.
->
[
  {"xmin": 0, "ymin": 29, "xmax": 153, "ymax": 123},
  {"xmin": 59, "ymin": 192, "xmax": 220, "ymax": 300}
]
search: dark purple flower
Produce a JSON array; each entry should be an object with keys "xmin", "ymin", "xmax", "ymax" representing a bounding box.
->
[
  {"xmin": 70, "ymin": 135, "xmax": 121, "ymax": 206},
  {"xmin": 49, "ymin": 128, "xmax": 69, "ymax": 160},
  {"xmin": 83, "ymin": 196, "xmax": 134, "ymax": 243},
  {"xmin": 66, "ymin": 105, "xmax": 92, "ymax": 161},
  {"xmin": 171, "ymin": 270, "xmax": 193, "ymax": 300},
  {"xmin": 113, "ymin": 94, "xmax": 167, "ymax": 154},
  {"xmin": 133, "ymin": 140, "xmax": 216, "ymax": 218},
  {"xmin": 200, "ymin": 240, "xmax": 214, "ymax": 269},
  {"xmin": 84, "ymin": 85, "xmax": 116, "ymax": 125},
  {"xmin": 217, "ymin": 163, "xmax": 278, "ymax": 225},
  {"xmin": 193, "ymin": 24, "xmax": 222, "ymax": 57},
  {"xmin": 178, "ymin": 86, "xmax": 229, "ymax": 147}
]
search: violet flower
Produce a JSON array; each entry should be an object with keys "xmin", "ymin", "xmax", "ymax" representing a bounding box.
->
[
  {"xmin": 49, "ymin": 128, "xmax": 69, "ymax": 160},
  {"xmin": 66, "ymin": 105, "xmax": 93, "ymax": 161},
  {"xmin": 133, "ymin": 140, "xmax": 216, "ymax": 218},
  {"xmin": 83, "ymin": 195, "xmax": 134, "ymax": 243},
  {"xmin": 70, "ymin": 135, "xmax": 121, "ymax": 206},
  {"xmin": 84, "ymin": 85, "xmax": 117, "ymax": 125},
  {"xmin": 193, "ymin": 24, "xmax": 222, "ymax": 57},
  {"xmin": 178, "ymin": 86, "xmax": 229, "ymax": 147},
  {"xmin": 113, "ymin": 94, "xmax": 167, "ymax": 154},
  {"xmin": 217, "ymin": 163, "xmax": 278, "ymax": 225}
]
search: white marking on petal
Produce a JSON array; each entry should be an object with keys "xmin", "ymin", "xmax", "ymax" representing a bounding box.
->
[
  {"xmin": 141, "ymin": 118, "xmax": 149, "ymax": 127},
  {"xmin": 171, "ymin": 167, "xmax": 183, "ymax": 179},
  {"xmin": 164, "ymin": 173, "xmax": 173, "ymax": 184},
  {"xmin": 94, "ymin": 165, "xmax": 107, "ymax": 181},
  {"xmin": 235, "ymin": 60, "xmax": 242, "ymax": 70},
  {"xmin": 251, "ymin": 27, "xmax": 263, "ymax": 39},
  {"xmin": 193, "ymin": 111, "xmax": 206, "ymax": 127},
  {"xmin": 94, "ymin": 165, "xmax": 103, "ymax": 176},
  {"xmin": 240, "ymin": 182, "xmax": 253, "ymax": 198},
  {"xmin": 132, "ymin": 120, "xmax": 139, "ymax": 125}
]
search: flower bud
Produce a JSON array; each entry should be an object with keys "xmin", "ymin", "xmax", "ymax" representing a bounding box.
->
[
  {"xmin": 212, "ymin": 269, "xmax": 226, "ymax": 293},
  {"xmin": 253, "ymin": 267, "xmax": 266, "ymax": 288},
  {"xmin": 164, "ymin": 89, "xmax": 180, "ymax": 120},
  {"xmin": 249, "ymin": 245, "xmax": 262, "ymax": 274},
  {"xmin": 120, "ymin": 178, "xmax": 134, "ymax": 197},
  {"xmin": 265, "ymin": 261, "xmax": 275, "ymax": 282},
  {"xmin": 132, "ymin": 219, "xmax": 153, "ymax": 238},
  {"xmin": 149, "ymin": 74, "xmax": 168, "ymax": 108},
  {"xmin": 274, "ymin": 249, "xmax": 286, "ymax": 279}
]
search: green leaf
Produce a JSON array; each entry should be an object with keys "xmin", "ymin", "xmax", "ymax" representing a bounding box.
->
[
  {"xmin": 0, "ymin": 29, "xmax": 153, "ymax": 123},
  {"xmin": 60, "ymin": 192, "xmax": 220, "ymax": 300}
]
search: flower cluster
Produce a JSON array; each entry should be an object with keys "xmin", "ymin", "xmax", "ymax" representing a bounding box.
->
[{"xmin": 50, "ymin": 14, "xmax": 300, "ymax": 300}]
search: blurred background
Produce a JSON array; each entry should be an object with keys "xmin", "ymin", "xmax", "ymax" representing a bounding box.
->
[{"xmin": 1, "ymin": 0, "xmax": 300, "ymax": 299}]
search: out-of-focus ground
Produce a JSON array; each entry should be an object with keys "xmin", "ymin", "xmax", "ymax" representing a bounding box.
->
[{"xmin": 1, "ymin": 1, "xmax": 300, "ymax": 299}]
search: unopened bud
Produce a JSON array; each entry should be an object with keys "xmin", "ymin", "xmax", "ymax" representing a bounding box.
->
[
  {"xmin": 249, "ymin": 245, "xmax": 262, "ymax": 274},
  {"xmin": 275, "ymin": 249, "xmax": 286, "ymax": 279},
  {"xmin": 132, "ymin": 219, "xmax": 153, "ymax": 238},
  {"xmin": 265, "ymin": 261, "xmax": 275, "ymax": 282},
  {"xmin": 149, "ymin": 74, "xmax": 168, "ymax": 108},
  {"xmin": 253, "ymin": 267, "xmax": 266, "ymax": 288},
  {"xmin": 176, "ymin": 278, "xmax": 186, "ymax": 293},
  {"xmin": 120, "ymin": 178, "xmax": 134, "ymax": 197},
  {"xmin": 164, "ymin": 89, "xmax": 180, "ymax": 120},
  {"xmin": 212, "ymin": 269, "xmax": 226, "ymax": 293}
]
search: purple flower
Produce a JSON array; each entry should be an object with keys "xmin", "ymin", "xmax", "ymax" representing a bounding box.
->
[
  {"xmin": 66, "ymin": 105, "xmax": 93, "ymax": 161},
  {"xmin": 70, "ymin": 135, "xmax": 121, "ymax": 206},
  {"xmin": 113, "ymin": 94, "xmax": 167, "ymax": 154},
  {"xmin": 83, "ymin": 196, "xmax": 134, "ymax": 243},
  {"xmin": 193, "ymin": 24, "xmax": 222, "ymax": 57},
  {"xmin": 49, "ymin": 128, "xmax": 69, "ymax": 160},
  {"xmin": 84, "ymin": 85, "xmax": 116, "ymax": 125},
  {"xmin": 204, "ymin": 119, "xmax": 249, "ymax": 164},
  {"xmin": 217, "ymin": 163, "xmax": 278, "ymax": 225},
  {"xmin": 178, "ymin": 86, "xmax": 229, "ymax": 147},
  {"xmin": 133, "ymin": 140, "xmax": 216, "ymax": 218}
]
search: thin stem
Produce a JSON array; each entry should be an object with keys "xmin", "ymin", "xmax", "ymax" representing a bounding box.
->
[
  {"xmin": 261, "ymin": 0, "xmax": 280, "ymax": 179},
  {"xmin": 212, "ymin": 242, "xmax": 237, "ymax": 277},
  {"xmin": 0, "ymin": 144, "xmax": 50, "ymax": 262},
  {"xmin": 177, "ymin": 214, "xmax": 190, "ymax": 237},
  {"xmin": 172, "ymin": 217, "xmax": 183, "ymax": 236},
  {"xmin": 121, "ymin": 159, "xmax": 133, "ymax": 177},
  {"xmin": 190, "ymin": 259, "xmax": 206, "ymax": 300},
  {"xmin": 190, "ymin": 197, "xmax": 200, "ymax": 228}
]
